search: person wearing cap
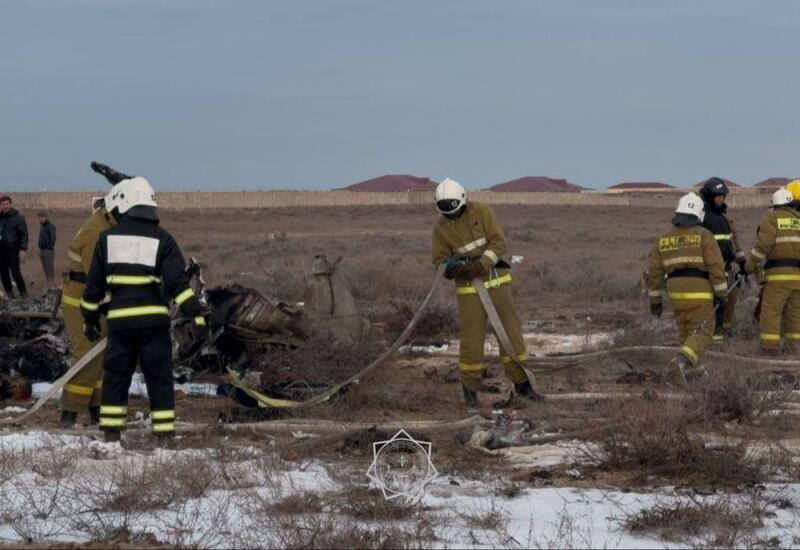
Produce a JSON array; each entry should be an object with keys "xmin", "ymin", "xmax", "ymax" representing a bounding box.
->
[
  {"xmin": 37, "ymin": 211, "xmax": 57, "ymax": 285},
  {"xmin": 646, "ymin": 192, "xmax": 727, "ymax": 383}
]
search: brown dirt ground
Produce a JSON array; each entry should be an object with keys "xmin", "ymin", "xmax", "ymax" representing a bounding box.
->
[{"xmin": 5, "ymin": 204, "xmax": 799, "ymax": 490}]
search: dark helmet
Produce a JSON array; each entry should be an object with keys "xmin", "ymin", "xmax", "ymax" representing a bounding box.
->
[{"xmin": 699, "ymin": 177, "xmax": 729, "ymax": 203}]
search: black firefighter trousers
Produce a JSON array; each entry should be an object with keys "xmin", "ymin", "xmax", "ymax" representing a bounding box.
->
[{"xmin": 99, "ymin": 326, "xmax": 175, "ymax": 435}]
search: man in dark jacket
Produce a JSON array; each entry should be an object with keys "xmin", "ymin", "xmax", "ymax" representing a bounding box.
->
[
  {"xmin": 698, "ymin": 177, "xmax": 746, "ymax": 341},
  {"xmin": 0, "ymin": 196, "xmax": 28, "ymax": 298},
  {"xmin": 37, "ymin": 211, "xmax": 57, "ymax": 284}
]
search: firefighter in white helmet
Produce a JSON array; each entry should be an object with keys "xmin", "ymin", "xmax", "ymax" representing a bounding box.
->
[
  {"xmin": 744, "ymin": 182, "xmax": 800, "ymax": 353},
  {"xmin": 431, "ymin": 178, "xmax": 541, "ymax": 407},
  {"xmin": 646, "ymin": 192, "xmax": 727, "ymax": 384},
  {"xmin": 81, "ymin": 177, "xmax": 207, "ymax": 443}
]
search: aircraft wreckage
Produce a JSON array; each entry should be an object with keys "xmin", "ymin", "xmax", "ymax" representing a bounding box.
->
[{"xmin": 0, "ymin": 255, "xmax": 371, "ymax": 409}]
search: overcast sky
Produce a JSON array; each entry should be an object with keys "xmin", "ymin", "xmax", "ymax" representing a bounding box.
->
[{"xmin": 1, "ymin": 0, "xmax": 798, "ymax": 191}]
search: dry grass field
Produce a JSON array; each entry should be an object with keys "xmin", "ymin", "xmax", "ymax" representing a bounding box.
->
[{"xmin": 3, "ymin": 203, "xmax": 800, "ymax": 548}]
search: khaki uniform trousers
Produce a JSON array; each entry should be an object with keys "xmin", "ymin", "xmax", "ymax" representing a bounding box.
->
[
  {"xmin": 758, "ymin": 284, "xmax": 800, "ymax": 350},
  {"xmin": 673, "ymin": 300, "xmax": 715, "ymax": 366},
  {"xmin": 60, "ymin": 302, "xmax": 106, "ymax": 412},
  {"xmin": 456, "ymin": 283, "xmax": 528, "ymax": 392}
]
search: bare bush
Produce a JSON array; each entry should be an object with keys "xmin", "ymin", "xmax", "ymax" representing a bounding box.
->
[
  {"xmin": 623, "ymin": 492, "xmax": 773, "ymax": 546},
  {"xmin": 329, "ymin": 487, "xmax": 422, "ymax": 521},
  {"xmin": 531, "ymin": 504, "xmax": 604, "ymax": 549},
  {"xmin": 690, "ymin": 368, "xmax": 787, "ymax": 424},
  {"xmin": 386, "ymin": 292, "xmax": 457, "ymax": 339},
  {"xmin": 454, "ymin": 496, "xmax": 515, "ymax": 548},
  {"xmin": 65, "ymin": 453, "xmax": 216, "ymax": 542},
  {"xmin": 250, "ymin": 333, "xmax": 385, "ymax": 389},
  {"xmin": 582, "ymin": 401, "xmax": 764, "ymax": 484},
  {"xmin": 153, "ymin": 491, "xmax": 236, "ymax": 548},
  {"xmin": 0, "ymin": 447, "xmax": 79, "ymax": 543}
]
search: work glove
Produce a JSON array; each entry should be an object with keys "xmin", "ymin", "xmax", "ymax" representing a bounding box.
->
[
  {"xmin": 714, "ymin": 296, "xmax": 727, "ymax": 311},
  {"xmin": 463, "ymin": 258, "xmax": 486, "ymax": 279},
  {"xmin": 84, "ymin": 318, "xmax": 101, "ymax": 343},
  {"xmin": 649, "ymin": 302, "xmax": 662, "ymax": 318},
  {"xmin": 445, "ymin": 258, "xmax": 486, "ymax": 280},
  {"xmin": 444, "ymin": 259, "xmax": 465, "ymax": 280}
]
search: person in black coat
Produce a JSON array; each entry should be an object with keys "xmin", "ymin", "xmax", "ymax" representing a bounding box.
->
[
  {"xmin": 37, "ymin": 211, "xmax": 57, "ymax": 284},
  {"xmin": 0, "ymin": 196, "xmax": 28, "ymax": 298}
]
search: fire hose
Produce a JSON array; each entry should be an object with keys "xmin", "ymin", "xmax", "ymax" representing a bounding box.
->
[
  {"xmin": 230, "ymin": 267, "xmax": 800, "ymax": 410},
  {"xmin": 228, "ymin": 266, "xmax": 448, "ymax": 409}
]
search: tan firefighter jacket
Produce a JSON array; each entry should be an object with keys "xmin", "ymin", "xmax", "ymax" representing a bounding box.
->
[
  {"xmin": 62, "ymin": 208, "xmax": 116, "ymax": 308},
  {"xmin": 646, "ymin": 224, "xmax": 727, "ymax": 305},
  {"xmin": 745, "ymin": 206, "xmax": 800, "ymax": 289},
  {"xmin": 432, "ymin": 201, "xmax": 510, "ymax": 295}
]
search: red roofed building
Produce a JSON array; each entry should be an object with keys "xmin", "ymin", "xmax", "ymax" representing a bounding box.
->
[
  {"xmin": 692, "ymin": 177, "xmax": 740, "ymax": 189},
  {"xmin": 753, "ymin": 177, "xmax": 795, "ymax": 190},
  {"xmin": 488, "ymin": 176, "xmax": 589, "ymax": 193},
  {"xmin": 343, "ymin": 174, "xmax": 435, "ymax": 192},
  {"xmin": 607, "ymin": 182, "xmax": 678, "ymax": 193}
]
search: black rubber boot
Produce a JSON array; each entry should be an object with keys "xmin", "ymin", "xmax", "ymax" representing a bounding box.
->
[
  {"xmin": 59, "ymin": 410, "xmax": 77, "ymax": 428},
  {"xmin": 89, "ymin": 406, "xmax": 100, "ymax": 425},
  {"xmin": 462, "ymin": 386, "xmax": 480, "ymax": 408},
  {"xmin": 104, "ymin": 430, "xmax": 121, "ymax": 443},
  {"xmin": 514, "ymin": 380, "xmax": 544, "ymax": 402}
]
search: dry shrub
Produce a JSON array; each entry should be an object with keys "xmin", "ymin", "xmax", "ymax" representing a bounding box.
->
[
  {"xmin": 270, "ymin": 492, "xmax": 325, "ymax": 515},
  {"xmin": 519, "ymin": 263, "xmax": 638, "ymax": 305},
  {"xmin": 691, "ymin": 368, "xmax": 787, "ymax": 424},
  {"xmin": 0, "ymin": 447, "xmax": 79, "ymax": 543},
  {"xmin": 236, "ymin": 484, "xmax": 436, "ymax": 549},
  {"xmin": 583, "ymin": 401, "xmax": 764, "ymax": 484},
  {"xmin": 386, "ymin": 294, "xmax": 457, "ymax": 339},
  {"xmin": 153, "ymin": 492, "xmax": 235, "ymax": 548},
  {"xmin": 263, "ymin": 516, "xmax": 432, "ymax": 549},
  {"xmin": 66, "ymin": 453, "xmax": 216, "ymax": 541},
  {"xmin": 251, "ymin": 333, "xmax": 385, "ymax": 389},
  {"xmin": 623, "ymin": 493, "xmax": 773, "ymax": 546},
  {"xmin": 328, "ymin": 487, "xmax": 422, "ymax": 521},
  {"xmin": 340, "ymin": 373, "xmax": 442, "ymax": 414}
]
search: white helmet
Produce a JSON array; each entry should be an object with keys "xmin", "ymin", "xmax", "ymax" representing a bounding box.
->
[
  {"xmin": 675, "ymin": 192, "xmax": 705, "ymax": 223},
  {"xmin": 771, "ymin": 188, "xmax": 794, "ymax": 207},
  {"xmin": 435, "ymin": 177, "xmax": 466, "ymax": 215},
  {"xmin": 105, "ymin": 176, "xmax": 157, "ymax": 216}
]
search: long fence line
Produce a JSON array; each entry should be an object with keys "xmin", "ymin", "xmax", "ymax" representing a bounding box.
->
[{"xmin": 4, "ymin": 189, "xmax": 775, "ymax": 210}]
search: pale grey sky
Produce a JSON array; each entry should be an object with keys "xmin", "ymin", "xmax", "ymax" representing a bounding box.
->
[{"xmin": 1, "ymin": 0, "xmax": 798, "ymax": 190}]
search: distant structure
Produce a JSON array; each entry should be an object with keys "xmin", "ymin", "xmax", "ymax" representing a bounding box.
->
[
  {"xmin": 487, "ymin": 176, "xmax": 589, "ymax": 193},
  {"xmin": 343, "ymin": 174, "xmax": 435, "ymax": 192},
  {"xmin": 753, "ymin": 177, "xmax": 795, "ymax": 191},
  {"xmin": 607, "ymin": 182, "xmax": 678, "ymax": 193},
  {"xmin": 692, "ymin": 177, "xmax": 740, "ymax": 190}
]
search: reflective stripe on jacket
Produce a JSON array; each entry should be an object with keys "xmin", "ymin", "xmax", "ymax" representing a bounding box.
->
[
  {"xmin": 81, "ymin": 215, "xmax": 202, "ymax": 329},
  {"xmin": 432, "ymin": 201, "xmax": 510, "ymax": 290},
  {"xmin": 646, "ymin": 224, "xmax": 727, "ymax": 304}
]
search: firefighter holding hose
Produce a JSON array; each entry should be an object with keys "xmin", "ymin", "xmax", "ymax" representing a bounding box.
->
[{"xmin": 431, "ymin": 178, "xmax": 542, "ymax": 407}]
